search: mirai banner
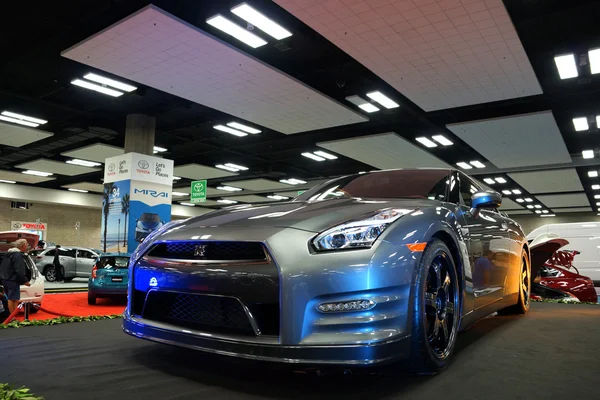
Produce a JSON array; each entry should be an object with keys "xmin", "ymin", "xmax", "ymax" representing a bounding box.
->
[{"xmin": 102, "ymin": 152, "xmax": 173, "ymax": 254}]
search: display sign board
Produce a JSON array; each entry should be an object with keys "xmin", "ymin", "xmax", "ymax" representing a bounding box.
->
[
  {"xmin": 104, "ymin": 153, "xmax": 174, "ymax": 185},
  {"xmin": 297, "ymin": 190, "xmax": 306, "ymax": 195},
  {"xmin": 11, "ymin": 221, "xmax": 47, "ymax": 240},
  {"xmin": 190, "ymin": 180, "xmax": 207, "ymax": 203}
]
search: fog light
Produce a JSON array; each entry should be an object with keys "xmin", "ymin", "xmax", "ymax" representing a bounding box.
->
[{"xmin": 317, "ymin": 299, "xmax": 375, "ymax": 313}]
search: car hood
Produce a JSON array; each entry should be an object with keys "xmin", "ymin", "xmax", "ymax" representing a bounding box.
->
[
  {"xmin": 178, "ymin": 198, "xmax": 434, "ymax": 233},
  {"xmin": 529, "ymin": 233, "xmax": 569, "ymax": 278}
]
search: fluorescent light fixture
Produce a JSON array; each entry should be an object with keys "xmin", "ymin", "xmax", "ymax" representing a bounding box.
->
[
  {"xmin": 302, "ymin": 152, "xmax": 326, "ymax": 162},
  {"xmin": 589, "ymin": 170, "xmax": 598, "ymax": 177},
  {"xmin": 22, "ymin": 170, "xmax": 53, "ymax": 177},
  {"xmin": 280, "ymin": 178, "xmax": 306, "ymax": 185},
  {"xmin": 66, "ymin": 159, "xmax": 101, "ymax": 167},
  {"xmin": 573, "ymin": 117, "xmax": 589, "ymax": 131},
  {"xmin": 589, "ymin": 48, "xmax": 600, "ymax": 74},
  {"xmin": 535, "ymin": 210, "xmax": 542, "ymax": 214},
  {"xmin": 267, "ymin": 195, "xmax": 289, "ymax": 200},
  {"xmin": 1, "ymin": 111, "xmax": 47, "ymax": 125},
  {"xmin": 597, "ymin": 115, "xmax": 600, "ymax": 128},
  {"xmin": 534, "ymin": 205, "xmax": 542, "ymax": 209},
  {"xmin": 231, "ymin": 3, "xmax": 292, "ymax": 40},
  {"xmin": 345, "ymin": 95, "xmax": 380, "ymax": 113},
  {"xmin": 68, "ymin": 188, "xmax": 88, "ymax": 193},
  {"xmin": 217, "ymin": 185, "xmax": 243, "ymax": 192},
  {"xmin": 0, "ymin": 115, "xmax": 39, "ymax": 127},
  {"xmin": 415, "ymin": 137, "xmax": 438, "ymax": 148},
  {"xmin": 527, "ymin": 205, "xmax": 534, "ymax": 209},
  {"xmin": 313, "ymin": 151, "xmax": 337, "ymax": 160},
  {"xmin": 593, "ymin": 185, "xmax": 600, "ymax": 190},
  {"xmin": 470, "ymin": 161, "xmax": 486, "ymax": 169},
  {"xmin": 525, "ymin": 198, "xmax": 533, "ymax": 202},
  {"xmin": 366, "ymin": 91, "xmax": 399, "ymax": 109},
  {"xmin": 223, "ymin": 163, "xmax": 248, "ymax": 171},
  {"xmin": 595, "ymin": 195, "xmax": 600, "ymax": 199},
  {"xmin": 542, "ymin": 210, "xmax": 549, "ymax": 214},
  {"xmin": 218, "ymin": 199, "xmax": 238, "ymax": 204},
  {"xmin": 512, "ymin": 189, "xmax": 521, "ymax": 195},
  {"xmin": 153, "ymin": 146, "xmax": 167, "ymax": 153},
  {"xmin": 583, "ymin": 150, "xmax": 595, "ymax": 159},
  {"xmin": 206, "ymin": 15, "xmax": 267, "ymax": 48},
  {"xmin": 179, "ymin": 202, "xmax": 196, "ymax": 207},
  {"xmin": 502, "ymin": 190, "xmax": 511, "ymax": 195},
  {"xmin": 0, "ymin": 180, "xmax": 16, "ymax": 184},
  {"xmin": 456, "ymin": 162, "xmax": 472, "ymax": 170},
  {"xmin": 495, "ymin": 177, "xmax": 507, "ymax": 184},
  {"xmin": 226, "ymin": 122, "xmax": 261, "ymax": 134},
  {"xmin": 173, "ymin": 176, "xmax": 182, "ymax": 180},
  {"xmin": 71, "ymin": 79, "xmax": 123, "ymax": 97},
  {"xmin": 215, "ymin": 164, "xmax": 240, "ymax": 172},
  {"xmin": 432, "ymin": 135, "xmax": 453, "ymax": 146},
  {"xmin": 172, "ymin": 192, "xmax": 188, "ymax": 197},
  {"xmin": 516, "ymin": 198, "xmax": 525, "ymax": 203},
  {"xmin": 554, "ymin": 54, "xmax": 578, "ymax": 79},
  {"xmin": 483, "ymin": 178, "xmax": 495, "ymax": 185},
  {"xmin": 541, "ymin": 214, "xmax": 556, "ymax": 217},
  {"xmin": 83, "ymin": 73, "xmax": 137, "ymax": 92},
  {"xmin": 214, "ymin": 124, "xmax": 248, "ymax": 137}
]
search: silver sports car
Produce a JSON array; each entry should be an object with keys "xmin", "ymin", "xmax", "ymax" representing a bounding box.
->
[{"xmin": 123, "ymin": 168, "xmax": 530, "ymax": 373}]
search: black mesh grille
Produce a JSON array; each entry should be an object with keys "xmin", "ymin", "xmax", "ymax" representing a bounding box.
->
[
  {"xmin": 143, "ymin": 292, "xmax": 256, "ymax": 335},
  {"xmin": 147, "ymin": 242, "xmax": 266, "ymax": 261}
]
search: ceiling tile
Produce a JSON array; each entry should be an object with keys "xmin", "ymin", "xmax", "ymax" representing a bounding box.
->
[
  {"xmin": 508, "ymin": 169, "xmax": 583, "ymax": 194},
  {"xmin": 62, "ymin": 5, "xmax": 367, "ymax": 135},
  {"xmin": 62, "ymin": 182, "xmax": 105, "ymax": 193},
  {"xmin": 447, "ymin": 112, "xmax": 570, "ymax": 168},
  {"xmin": 318, "ymin": 132, "xmax": 450, "ymax": 169},
  {"xmin": 15, "ymin": 159, "xmax": 101, "ymax": 176},
  {"xmin": 499, "ymin": 198, "xmax": 523, "ymax": 210},
  {"xmin": 505, "ymin": 210, "xmax": 534, "ymax": 215},
  {"xmin": 61, "ymin": 143, "xmax": 124, "ymax": 163},
  {"xmin": 553, "ymin": 207, "xmax": 593, "ymax": 213},
  {"xmin": 536, "ymin": 193, "xmax": 590, "ymax": 208},
  {"xmin": 0, "ymin": 122, "xmax": 53, "ymax": 147},
  {"xmin": 173, "ymin": 164, "xmax": 238, "ymax": 180},
  {"xmin": 0, "ymin": 170, "xmax": 55, "ymax": 184},
  {"xmin": 275, "ymin": 0, "xmax": 542, "ymax": 111},
  {"xmin": 224, "ymin": 195, "xmax": 281, "ymax": 203}
]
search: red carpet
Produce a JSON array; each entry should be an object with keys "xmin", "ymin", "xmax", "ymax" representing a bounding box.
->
[{"xmin": 17, "ymin": 293, "xmax": 126, "ymax": 321}]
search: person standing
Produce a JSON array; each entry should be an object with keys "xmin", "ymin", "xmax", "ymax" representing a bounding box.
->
[
  {"xmin": 53, "ymin": 245, "xmax": 65, "ymax": 283},
  {"xmin": 0, "ymin": 238, "xmax": 31, "ymax": 313}
]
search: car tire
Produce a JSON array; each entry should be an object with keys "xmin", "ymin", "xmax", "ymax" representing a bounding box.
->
[
  {"xmin": 44, "ymin": 266, "xmax": 57, "ymax": 282},
  {"xmin": 88, "ymin": 293, "xmax": 97, "ymax": 305},
  {"xmin": 409, "ymin": 239, "xmax": 461, "ymax": 375},
  {"xmin": 29, "ymin": 305, "xmax": 39, "ymax": 314},
  {"xmin": 498, "ymin": 249, "xmax": 531, "ymax": 315}
]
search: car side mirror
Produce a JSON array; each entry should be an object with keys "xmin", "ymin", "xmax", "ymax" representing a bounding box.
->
[{"xmin": 470, "ymin": 191, "xmax": 502, "ymax": 218}]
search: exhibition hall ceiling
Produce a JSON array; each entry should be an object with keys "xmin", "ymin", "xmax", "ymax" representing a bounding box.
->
[{"xmin": 1, "ymin": 0, "xmax": 600, "ymax": 216}]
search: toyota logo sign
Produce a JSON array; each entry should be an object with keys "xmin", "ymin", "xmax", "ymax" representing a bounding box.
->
[
  {"xmin": 138, "ymin": 160, "xmax": 149, "ymax": 169},
  {"xmin": 108, "ymin": 163, "xmax": 116, "ymax": 172}
]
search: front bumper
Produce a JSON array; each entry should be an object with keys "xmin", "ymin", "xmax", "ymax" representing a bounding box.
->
[{"xmin": 123, "ymin": 314, "xmax": 410, "ymax": 365}]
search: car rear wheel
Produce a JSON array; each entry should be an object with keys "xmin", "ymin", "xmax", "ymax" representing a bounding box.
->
[
  {"xmin": 409, "ymin": 239, "xmax": 461, "ymax": 375},
  {"xmin": 88, "ymin": 292, "xmax": 97, "ymax": 305},
  {"xmin": 499, "ymin": 250, "xmax": 530, "ymax": 315},
  {"xmin": 44, "ymin": 266, "xmax": 56, "ymax": 282}
]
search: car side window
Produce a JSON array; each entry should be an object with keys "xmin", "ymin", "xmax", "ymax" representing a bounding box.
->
[
  {"xmin": 458, "ymin": 174, "xmax": 477, "ymax": 207},
  {"xmin": 62, "ymin": 249, "xmax": 76, "ymax": 258},
  {"xmin": 45, "ymin": 249, "xmax": 56, "ymax": 256}
]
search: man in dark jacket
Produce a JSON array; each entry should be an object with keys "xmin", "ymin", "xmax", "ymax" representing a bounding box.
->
[
  {"xmin": 0, "ymin": 239, "xmax": 31, "ymax": 313},
  {"xmin": 53, "ymin": 245, "xmax": 64, "ymax": 283}
]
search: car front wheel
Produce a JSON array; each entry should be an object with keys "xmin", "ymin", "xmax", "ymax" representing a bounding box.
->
[
  {"xmin": 409, "ymin": 239, "xmax": 461, "ymax": 375},
  {"xmin": 499, "ymin": 249, "xmax": 530, "ymax": 315},
  {"xmin": 88, "ymin": 292, "xmax": 97, "ymax": 305},
  {"xmin": 44, "ymin": 266, "xmax": 56, "ymax": 282}
]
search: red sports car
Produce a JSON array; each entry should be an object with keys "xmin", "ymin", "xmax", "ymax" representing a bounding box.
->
[{"xmin": 530, "ymin": 236, "xmax": 598, "ymax": 303}]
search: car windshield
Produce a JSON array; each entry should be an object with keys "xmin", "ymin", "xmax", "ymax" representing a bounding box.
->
[
  {"xmin": 98, "ymin": 256, "xmax": 130, "ymax": 269},
  {"xmin": 140, "ymin": 214, "xmax": 160, "ymax": 222},
  {"xmin": 295, "ymin": 169, "xmax": 451, "ymax": 202}
]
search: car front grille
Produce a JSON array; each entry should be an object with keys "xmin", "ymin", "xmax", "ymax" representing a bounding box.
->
[
  {"xmin": 142, "ymin": 291, "xmax": 256, "ymax": 335},
  {"xmin": 146, "ymin": 241, "xmax": 267, "ymax": 261}
]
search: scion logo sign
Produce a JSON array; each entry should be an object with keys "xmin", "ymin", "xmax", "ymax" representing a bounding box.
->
[
  {"xmin": 137, "ymin": 159, "xmax": 151, "ymax": 175},
  {"xmin": 134, "ymin": 188, "xmax": 169, "ymax": 198}
]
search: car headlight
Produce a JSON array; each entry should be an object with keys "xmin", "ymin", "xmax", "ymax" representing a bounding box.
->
[{"xmin": 312, "ymin": 208, "xmax": 413, "ymax": 251}]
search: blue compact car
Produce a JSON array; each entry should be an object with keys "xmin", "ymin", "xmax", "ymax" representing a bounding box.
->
[{"xmin": 88, "ymin": 253, "xmax": 131, "ymax": 305}]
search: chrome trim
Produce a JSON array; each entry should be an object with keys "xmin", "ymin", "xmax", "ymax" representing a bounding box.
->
[{"xmin": 141, "ymin": 289, "xmax": 263, "ymax": 337}]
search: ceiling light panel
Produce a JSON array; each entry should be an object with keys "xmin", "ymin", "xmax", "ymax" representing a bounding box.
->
[
  {"xmin": 214, "ymin": 125, "xmax": 248, "ymax": 137},
  {"xmin": 432, "ymin": 135, "xmax": 453, "ymax": 146},
  {"xmin": 226, "ymin": 122, "xmax": 261, "ymax": 134},
  {"xmin": 470, "ymin": 161, "xmax": 486, "ymax": 169},
  {"xmin": 0, "ymin": 170, "xmax": 55, "ymax": 184},
  {"xmin": 0, "ymin": 115, "xmax": 39, "ymax": 127},
  {"xmin": 302, "ymin": 152, "xmax": 326, "ymax": 162},
  {"xmin": 83, "ymin": 73, "xmax": 137, "ymax": 92},
  {"xmin": 66, "ymin": 159, "xmax": 102, "ymax": 167},
  {"xmin": 345, "ymin": 95, "xmax": 379, "ymax": 113},
  {"xmin": 0, "ymin": 121, "xmax": 53, "ymax": 147},
  {"xmin": 499, "ymin": 198, "xmax": 524, "ymax": 210},
  {"xmin": 62, "ymin": 182, "xmax": 105, "ymax": 193},
  {"xmin": 275, "ymin": 0, "xmax": 542, "ymax": 111},
  {"xmin": 448, "ymin": 111, "xmax": 570, "ymax": 168},
  {"xmin": 1, "ymin": 111, "xmax": 47, "ymax": 125},
  {"xmin": 366, "ymin": 91, "xmax": 399, "ymax": 109},
  {"xmin": 456, "ymin": 162, "xmax": 472, "ymax": 170},
  {"xmin": 16, "ymin": 159, "xmax": 101, "ymax": 176},
  {"xmin": 318, "ymin": 133, "xmax": 450, "ymax": 170},
  {"xmin": 280, "ymin": 178, "xmax": 307, "ymax": 185},
  {"xmin": 207, "ymin": 15, "xmax": 268, "ymax": 48},
  {"xmin": 573, "ymin": 117, "xmax": 589, "ymax": 131},
  {"xmin": 216, "ymin": 186, "xmax": 243, "ymax": 192},
  {"xmin": 218, "ymin": 199, "xmax": 238, "ymax": 204},
  {"xmin": 583, "ymin": 150, "xmax": 595, "ymax": 159},
  {"xmin": 216, "ymin": 164, "xmax": 241, "ymax": 172},
  {"xmin": 62, "ymin": 5, "xmax": 367, "ymax": 134},
  {"xmin": 68, "ymin": 188, "xmax": 89, "ymax": 193},
  {"xmin": 313, "ymin": 151, "xmax": 337, "ymax": 160},
  {"xmin": 415, "ymin": 137, "xmax": 437, "ymax": 148},
  {"xmin": 71, "ymin": 79, "xmax": 123, "ymax": 97},
  {"xmin": 554, "ymin": 54, "xmax": 578, "ymax": 79},
  {"xmin": 589, "ymin": 170, "xmax": 599, "ymax": 178},
  {"xmin": 0, "ymin": 180, "xmax": 16, "ymax": 184},
  {"xmin": 153, "ymin": 146, "xmax": 167, "ymax": 153},
  {"xmin": 225, "ymin": 195, "xmax": 281, "ymax": 203},
  {"xmin": 509, "ymin": 169, "xmax": 583, "ymax": 194},
  {"xmin": 227, "ymin": 178, "xmax": 292, "ymax": 191},
  {"xmin": 495, "ymin": 177, "xmax": 507, "ymax": 184},
  {"xmin": 61, "ymin": 143, "xmax": 124, "ymax": 163},
  {"xmin": 483, "ymin": 178, "xmax": 495, "ymax": 185},
  {"xmin": 231, "ymin": 3, "xmax": 292, "ymax": 40},
  {"xmin": 174, "ymin": 164, "xmax": 238, "ymax": 180},
  {"xmin": 589, "ymin": 48, "xmax": 600, "ymax": 74},
  {"xmin": 22, "ymin": 170, "xmax": 53, "ymax": 177}
]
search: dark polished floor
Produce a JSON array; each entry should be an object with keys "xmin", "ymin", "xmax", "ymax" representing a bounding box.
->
[{"xmin": 1, "ymin": 302, "xmax": 599, "ymax": 400}]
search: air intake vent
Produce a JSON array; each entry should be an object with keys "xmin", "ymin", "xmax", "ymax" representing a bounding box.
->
[{"xmin": 147, "ymin": 241, "xmax": 267, "ymax": 261}]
